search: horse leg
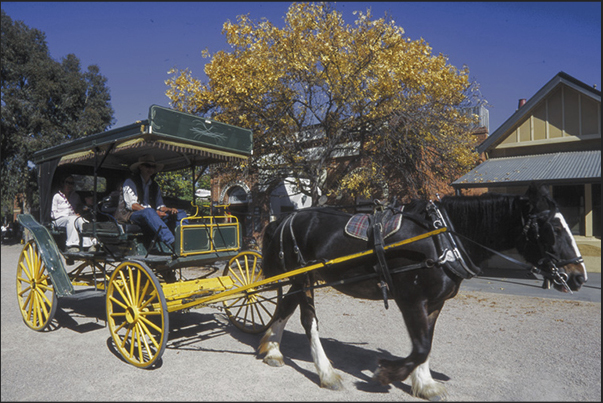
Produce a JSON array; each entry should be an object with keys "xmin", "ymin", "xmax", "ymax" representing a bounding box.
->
[
  {"xmin": 298, "ymin": 285, "xmax": 344, "ymax": 390},
  {"xmin": 258, "ymin": 285, "xmax": 301, "ymax": 367},
  {"xmin": 374, "ymin": 301, "xmax": 447, "ymax": 400}
]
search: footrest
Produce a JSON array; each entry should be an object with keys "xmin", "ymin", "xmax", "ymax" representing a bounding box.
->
[{"xmin": 61, "ymin": 289, "xmax": 105, "ymax": 301}]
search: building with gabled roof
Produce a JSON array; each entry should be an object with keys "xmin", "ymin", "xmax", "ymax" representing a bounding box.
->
[{"xmin": 453, "ymin": 71, "xmax": 600, "ymax": 246}]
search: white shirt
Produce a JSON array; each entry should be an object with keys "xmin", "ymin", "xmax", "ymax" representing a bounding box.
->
[
  {"xmin": 51, "ymin": 191, "xmax": 80, "ymax": 220},
  {"xmin": 122, "ymin": 175, "xmax": 165, "ymax": 211}
]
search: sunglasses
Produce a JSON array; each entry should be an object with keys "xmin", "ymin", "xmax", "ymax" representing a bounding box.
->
[{"xmin": 65, "ymin": 181, "xmax": 75, "ymax": 185}]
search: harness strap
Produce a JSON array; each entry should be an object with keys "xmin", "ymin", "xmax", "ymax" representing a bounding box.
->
[
  {"xmin": 371, "ymin": 202, "xmax": 397, "ymax": 309},
  {"xmin": 278, "ymin": 212, "xmax": 307, "ymax": 270}
]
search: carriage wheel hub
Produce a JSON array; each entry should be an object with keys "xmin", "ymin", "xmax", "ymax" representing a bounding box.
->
[
  {"xmin": 247, "ymin": 288, "xmax": 257, "ymax": 304},
  {"xmin": 125, "ymin": 306, "xmax": 139, "ymax": 323}
]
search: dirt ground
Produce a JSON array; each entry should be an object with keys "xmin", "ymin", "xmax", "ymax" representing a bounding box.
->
[{"xmin": 2, "ymin": 243, "xmax": 600, "ymax": 401}]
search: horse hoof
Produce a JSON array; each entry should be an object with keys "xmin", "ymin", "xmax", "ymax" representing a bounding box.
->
[
  {"xmin": 263, "ymin": 356, "xmax": 284, "ymax": 367},
  {"xmin": 372, "ymin": 363, "xmax": 392, "ymax": 386},
  {"xmin": 413, "ymin": 381, "xmax": 448, "ymax": 401},
  {"xmin": 320, "ymin": 373, "xmax": 344, "ymax": 391}
]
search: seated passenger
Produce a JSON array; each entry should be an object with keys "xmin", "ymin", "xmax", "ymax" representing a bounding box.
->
[
  {"xmin": 115, "ymin": 155, "xmax": 187, "ymax": 250},
  {"xmin": 51, "ymin": 175, "xmax": 97, "ymax": 252}
]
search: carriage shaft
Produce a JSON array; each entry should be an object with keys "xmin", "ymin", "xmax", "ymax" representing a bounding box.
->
[{"xmin": 172, "ymin": 227, "xmax": 448, "ymax": 312}]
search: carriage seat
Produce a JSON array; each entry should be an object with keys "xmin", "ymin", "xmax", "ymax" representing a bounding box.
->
[
  {"xmin": 80, "ymin": 221, "xmax": 141, "ymax": 236},
  {"xmin": 97, "ymin": 191, "xmax": 142, "ymax": 234}
]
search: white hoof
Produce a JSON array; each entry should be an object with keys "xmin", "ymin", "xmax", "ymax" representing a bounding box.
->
[
  {"xmin": 262, "ymin": 351, "xmax": 285, "ymax": 367},
  {"xmin": 412, "ymin": 381, "xmax": 447, "ymax": 401},
  {"xmin": 320, "ymin": 371, "xmax": 344, "ymax": 390},
  {"xmin": 410, "ymin": 360, "xmax": 448, "ymax": 401}
]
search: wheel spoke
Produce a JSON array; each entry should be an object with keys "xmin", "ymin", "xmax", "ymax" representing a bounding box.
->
[
  {"xmin": 122, "ymin": 267, "xmax": 135, "ymax": 305},
  {"xmin": 129, "ymin": 325, "xmax": 137, "ymax": 359},
  {"xmin": 17, "ymin": 242, "xmax": 56, "ymax": 331},
  {"xmin": 139, "ymin": 289, "xmax": 158, "ymax": 311},
  {"xmin": 138, "ymin": 319, "xmax": 161, "ymax": 350},
  {"xmin": 139, "ymin": 314, "xmax": 163, "ymax": 334},
  {"xmin": 108, "ymin": 295, "xmax": 128, "ymax": 310},
  {"xmin": 135, "ymin": 269, "xmax": 142, "ymax": 306},
  {"xmin": 136, "ymin": 322, "xmax": 152, "ymax": 361},
  {"xmin": 107, "ymin": 261, "xmax": 167, "ymax": 368},
  {"xmin": 18, "ymin": 284, "xmax": 32, "ymax": 296},
  {"xmin": 230, "ymin": 262, "xmax": 246, "ymax": 285},
  {"xmin": 112, "ymin": 319, "xmax": 128, "ymax": 333},
  {"xmin": 251, "ymin": 304, "xmax": 266, "ymax": 327},
  {"xmin": 135, "ymin": 323, "xmax": 144, "ymax": 363},
  {"xmin": 35, "ymin": 288, "xmax": 51, "ymax": 318},
  {"xmin": 222, "ymin": 252, "xmax": 280, "ymax": 334},
  {"xmin": 138, "ymin": 280, "xmax": 151, "ymax": 306},
  {"xmin": 114, "ymin": 273, "xmax": 132, "ymax": 304},
  {"xmin": 18, "ymin": 261, "xmax": 33, "ymax": 281}
]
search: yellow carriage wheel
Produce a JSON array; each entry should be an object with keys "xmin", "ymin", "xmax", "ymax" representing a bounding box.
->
[
  {"xmin": 222, "ymin": 251, "xmax": 281, "ymax": 334},
  {"xmin": 16, "ymin": 240, "xmax": 58, "ymax": 331},
  {"xmin": 106, "ymin": 261, "xmax": 169, "ymax": 368}
]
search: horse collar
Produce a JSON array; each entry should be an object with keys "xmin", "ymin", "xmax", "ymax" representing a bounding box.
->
[{"xmin": 427, "ymin": 201, "xmax": 480, "ymax": 279}]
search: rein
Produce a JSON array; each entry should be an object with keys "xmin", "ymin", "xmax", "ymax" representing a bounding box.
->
[
  {"xmin": 446, "ymin": 229, "xmax": 577, "ymax": 294},
  {"xmin": 274, "ymin": 199, "xmax": 581, "ymax": 300}
]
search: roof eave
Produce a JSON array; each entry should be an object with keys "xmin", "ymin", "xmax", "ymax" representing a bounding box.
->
[{"xmin": 477, "ymin": 72, "xmax": 601, "ymax": 155}]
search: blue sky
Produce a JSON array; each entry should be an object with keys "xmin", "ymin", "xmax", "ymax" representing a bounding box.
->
[{"xmin": 3, "ymin": 2, "xmax": 601, "ymax": 133}]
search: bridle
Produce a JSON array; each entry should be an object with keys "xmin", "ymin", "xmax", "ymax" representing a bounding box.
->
[{"xmin": 520, "ymin": 210, "xmax": 584, "ymax": 293}]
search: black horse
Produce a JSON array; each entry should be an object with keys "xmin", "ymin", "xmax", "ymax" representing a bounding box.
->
[{"xmin": 258, "ymin": 184, "xmax": 586, "ymax": 400}]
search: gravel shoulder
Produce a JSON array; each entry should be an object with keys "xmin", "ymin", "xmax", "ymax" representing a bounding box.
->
[{"xmin": 2, "ymin": 243, "xmax": 600, "ymax": 401}]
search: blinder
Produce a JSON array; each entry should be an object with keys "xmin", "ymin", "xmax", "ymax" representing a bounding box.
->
[{"xmin": 522, "ymin": 210, "xmax": 555, "ymax": 245}]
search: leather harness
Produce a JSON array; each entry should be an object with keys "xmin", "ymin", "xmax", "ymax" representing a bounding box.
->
[{"xmin": 277, "ymin": 200, "xmax": 481, "ymax": 309}]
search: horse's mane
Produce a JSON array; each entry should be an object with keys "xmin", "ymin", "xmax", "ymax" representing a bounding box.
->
[{"xmin": 439, "ymin": 193, "xmax": 526, "ymax": 257}]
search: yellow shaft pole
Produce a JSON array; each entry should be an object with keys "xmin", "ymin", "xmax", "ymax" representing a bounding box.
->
[{"xmin": 177, "ymin": 227, "xmax": 447, "ymax": 311}]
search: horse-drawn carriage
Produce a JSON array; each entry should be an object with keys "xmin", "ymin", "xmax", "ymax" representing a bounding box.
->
[
  {"xmin": 16, "ymin": 105, "xmax": 283, "ymax": 368},
  {"xmin": 16, "ymin": 104, "xmax": 588, "ymax": 399}
]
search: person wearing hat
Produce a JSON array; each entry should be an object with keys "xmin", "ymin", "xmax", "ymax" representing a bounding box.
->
[{"xmin": 115, "ymin": 155, "xmax": 187, "ymax": 250}]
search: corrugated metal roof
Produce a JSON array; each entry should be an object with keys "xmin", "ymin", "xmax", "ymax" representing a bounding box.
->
[{"xmin": 452, "ymin": 150, "xmax": 601, "ymax": 188}]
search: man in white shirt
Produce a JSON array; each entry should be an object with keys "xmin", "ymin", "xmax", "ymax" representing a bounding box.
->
[
  {"xmin": 115, "ymin": 155, "xmax": 187, "ymax": 250},
  {"xmin": 51, "ymin": 175, "xmax": 96, "ymax": 252}
]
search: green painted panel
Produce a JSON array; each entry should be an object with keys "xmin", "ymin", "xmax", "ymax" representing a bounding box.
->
[
  {"xmin": 149, "ymin": 105, "xmax": 252, "ymax": 155},
  {"xmin": 212, "ymin": 226, "xmax": 238, "ymax": 249},
  {"xmin": 17, "ymin": 214, "xmax": 74, "ymax": 297},
  {"xmin": 181, "ymin": 227, "xmax": 211, "ymax": 253}
]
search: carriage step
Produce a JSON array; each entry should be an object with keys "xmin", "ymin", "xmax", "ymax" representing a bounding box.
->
[{"xmin": 62, "ymin": 289, "xmax": 105, "ymax": 301}]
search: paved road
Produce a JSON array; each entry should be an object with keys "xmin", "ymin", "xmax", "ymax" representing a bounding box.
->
[
  {"xmin": 2, "ymin": 243, "xmax": 600, "ymax": 401},
  {"xmin": 460, "ymin": 267, "xmax": 601, "ymax": 303}
]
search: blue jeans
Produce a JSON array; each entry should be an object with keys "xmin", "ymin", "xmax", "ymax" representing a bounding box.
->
[{"xmin": 129, "ymin": 208, "xmax": 187, "ymax": 245}]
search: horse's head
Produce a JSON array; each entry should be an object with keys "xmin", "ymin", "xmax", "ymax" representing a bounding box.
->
[{"xmin": 517, "ymin": 184, "xmax": 587, "ymax": 292}]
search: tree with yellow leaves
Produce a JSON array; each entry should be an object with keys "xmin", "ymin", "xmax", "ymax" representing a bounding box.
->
[{"xmin": 166, "ymin": 2, "xmax": 481, "ymax": 204}]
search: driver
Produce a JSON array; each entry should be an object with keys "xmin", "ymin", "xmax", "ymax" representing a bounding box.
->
[{"xmin": 115, "ymin": 155, "xmax": 187, "ymax": 251}]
